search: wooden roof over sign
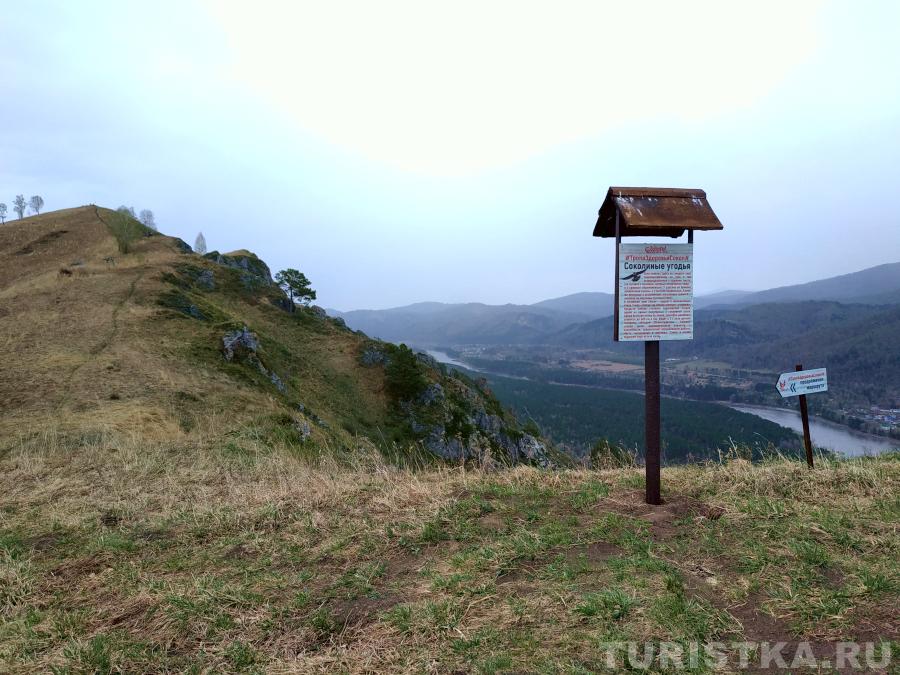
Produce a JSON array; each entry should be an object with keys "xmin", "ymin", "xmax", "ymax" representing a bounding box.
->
[{"xmin": 594, "ymin": 187, "xmax": 724, "ymax": 238}]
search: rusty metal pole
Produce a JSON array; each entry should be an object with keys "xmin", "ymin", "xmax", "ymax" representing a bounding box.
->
[
  {"xmin": 645, "ymin": 340, "xmax": 662, "ymax": 504},
  {"xmin": 796, "ymin": 363, "xmax": 815, "ymax": 468}
]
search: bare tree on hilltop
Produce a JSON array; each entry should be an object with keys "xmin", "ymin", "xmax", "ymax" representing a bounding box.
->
[
  {"xmin": 29, "ymin": 195, "xmax": 44, "ymax": 215},
  {"xmin": 0, "ymin": 203, "xmax": 6, "ymax": 224},
  {"xmin": 139, "ymin": 209, "xmax": 156, "ymax": 231},
  {"xmin": 117, "ymin": 205, "xmax": 137, "ymax": 218},
  {"xmin": 194, "ymin": 232, "xmax": 207, "ymax": 254},
  {"xmin": 13, "ymin": 195, "xmax": 26, "ymax": 219}
]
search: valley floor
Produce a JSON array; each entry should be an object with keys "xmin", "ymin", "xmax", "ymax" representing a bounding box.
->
[{"xmin": 0, "ymin": 433, "xmax": 897, "ymax": 673}]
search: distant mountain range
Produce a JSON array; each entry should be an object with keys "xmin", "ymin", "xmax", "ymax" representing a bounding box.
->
[
  {"xmin": 329, "ymin": 290, "xmax": 760, "ymax": 345},
  {"xmin": 330, "ymin": 301, "xmax": 591, "ymax": 345},
  {"xmin": 719, "ymin": 262, "xmax": 900, "ymax": 307},
  {"xmin": 331, "ymin": 262, "xmax": 900, "ymax": 347}
]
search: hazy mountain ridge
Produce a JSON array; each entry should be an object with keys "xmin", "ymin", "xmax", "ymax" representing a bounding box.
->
[
  {"xmin": 331, "ymin": 289, "xmax": 759, "ymax": 346},
  {"xmin": 334, "ymin": 262, "xmax": 900, "ymax": 350},
  {"xmin": 715, "ymin": 262, "xmax": 900, "ymax": 307},
  {"xmin": 332, "ymin": 301, "xmax": 596, "ymax": 345}
]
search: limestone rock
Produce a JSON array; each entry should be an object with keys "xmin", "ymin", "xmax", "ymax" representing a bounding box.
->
[
  {"xmin": 196, "ymin": 269, "xmax": 215, "ymax": 290},
  {"xmin": 516, "ymin": 434, "xmax": 551, "ymax": 468},
  {"xmin": 473, "ymin": 410, "xmax": 502, "ymax": 435},
  {"xmin": 416, "ymin": 352, "xmax": 440, "ymax": 370},
  {"xmin": 270, "ymin": 296, "xmax": 293, "ymax": 312},
  {"xmin": 269, "ymin": 371, "xmax": 286, "ymax": 393},
  {"xmin": 360, "ymin": 345, "xmax": 388, "ymax": 366},
  {"xmin": 418, "ymin": 383, "xmax": 445, "ymax": 406},
  {"xmin": 172, "ymin": 238, "xmax": 193, "ymax": 254},
  {"xmin": 295, "ymin": 419, "xmax": 311, "ymax": 440},
  {"xmin": 204, "ymin": 250, "xmax": 274, "ymax": 287},
  {"xmin": 222, "ymin": 326, "xmax": 259, "ymax": 362},
  {"xmin": 422, "ymin": 428, "xmax": 467, "ymax": 461}
]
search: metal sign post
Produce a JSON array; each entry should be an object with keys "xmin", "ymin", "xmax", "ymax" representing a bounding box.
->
[
  {"xmin": 594, "ymin": 188, "xmax": 724, "ymax": 505},
  {"xmin": 776, "ymin": 365, "xmax": 828, "ymax": 468}
]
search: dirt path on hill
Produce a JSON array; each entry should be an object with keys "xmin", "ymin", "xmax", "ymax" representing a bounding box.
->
[{"xmin": 56, "ymin": 268, "xmax": 145, "ymax": 409}]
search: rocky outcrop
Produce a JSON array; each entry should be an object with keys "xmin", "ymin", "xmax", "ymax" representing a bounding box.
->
[
  {"xmin": 204, "ymin": 250, "xmax": 274, "ymax": 288},
  {"xmin": 418, "ymin": 383, "xmax": 445, "ymax": 405},
  {"xmin": 195, "ymin": 269, "xmax": 215, "ymax": 290},
  {"xmin": 222, "ymin": 326, "xmax": 260, "ymax": 362},
  {"xmin": 516, "ymin": 434, "xmax": 551, "ymax": 467},
  {"xmin": 295, "ymin": 419, "xmax": 311, "ymax": 441},
  {"xmin": 172, "ymin": 238, "xmax": 193, "ymax": 254},
  {"xmin": 222, "ymin": 326, "xmax": 287, "ymax": 393},
  {"xmin": 270, "ymin": 296, "xmax": 293, "ymax": 312},
  {"xmin": 421, "ymin": 430, "xmax": 468, "ymax": 462},
  {"xmin": 357, "ymin": 339, "xmax": 555, "ymax": 466},
  {"xmin": 405, "ymin": 376, "xmax": 553, "ymax": 467},
  {"xmin": 473, "ymin": 410, "xmax": 502, "ymax": 435},
  {"xmin": 360, "ymin": 344, "xmax": 389, "ymax": 366},
  {"xmin": 158, "ymin": 290, "xmax": 208, "ymax": 320},
  {"xmin": 416, "ymin": 352, "xmax": 440, "ymax": 370},
  {"xmin": 269, "ymin": 371, "xmax": 286, "ymax": 393}
]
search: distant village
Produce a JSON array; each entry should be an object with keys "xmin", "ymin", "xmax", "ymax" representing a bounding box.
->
[{"xmin": 856, "ymin": 406, "xmax": 900, "ymax": 434}]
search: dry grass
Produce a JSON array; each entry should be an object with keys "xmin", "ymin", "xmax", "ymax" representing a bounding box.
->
[
  {"xmin": 0, "ymin": 207, "xmax": 390, "ymax": 446},
  {"xmin": 0, "ymin": 429, "xmax": 896, "ymax": 673},
  {"xmin": 2, "ymin": 208, "xmax": 897, "ymax": 672}
]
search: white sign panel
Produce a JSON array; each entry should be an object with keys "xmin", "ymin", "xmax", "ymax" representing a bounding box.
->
[
  {"xmin": 616, "ymin": 243, "xmax": 693, "ymax": 341},
  {"xmin": 776, "ymin": 368, "xmax": 828, "ymax": 398}
]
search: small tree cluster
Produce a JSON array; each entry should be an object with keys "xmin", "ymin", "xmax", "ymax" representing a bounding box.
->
[
  {"xmin": 384, "ymin": 344, "xmax": 428, "ymax": 402},
  {"xmin": 118, "ymin": 205, "xmax": 157, "ymax": 231},
  {"xmin": 275, "ymin": 268, "xmax": 316, "ymax": 311},
  {"xmin": 109, "ymin": 206, "xmax": 157, "ymax": 253},
  {"xmin": 3, "ymin": 195, "xmax": 45, "ymax": 221},
  {"xmin": 138, "ymin": 209, "xmax": 156, "ymax": 230}
]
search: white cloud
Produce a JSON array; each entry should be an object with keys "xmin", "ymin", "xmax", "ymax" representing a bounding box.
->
[{"xmin": 204, "ymin": 0, "xmax": 822, "ymax": 174}]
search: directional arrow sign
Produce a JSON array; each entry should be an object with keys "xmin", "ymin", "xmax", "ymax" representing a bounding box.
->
[{"xmin": 776, "ymin": 368, "xmax": 828, "ymax": 398}]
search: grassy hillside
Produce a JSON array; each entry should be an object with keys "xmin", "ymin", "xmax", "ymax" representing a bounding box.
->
[
  {"xmin": 0, "ymin": 434, "xmax": 896, "ymax": 672},
  {"xmin": 0, "ymin": 207, "xmax": 548, "ymax": 466}
]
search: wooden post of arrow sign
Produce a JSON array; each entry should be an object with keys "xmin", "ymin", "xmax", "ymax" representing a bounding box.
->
[{"xmin": 796, "ymin": 364, "xmax": 814, "ymax": 468}]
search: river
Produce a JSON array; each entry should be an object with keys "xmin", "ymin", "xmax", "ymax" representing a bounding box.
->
[
  {"xmin": 728, "ymin": 404, "xmax": 898, "ymax": 457},
  {"xmin": 425, "ymin": 350, "xmax": 483, "ymax": 372},
  {"xmin": 425, "ymin": 350, "xmax": 898, "ymax": 457}
]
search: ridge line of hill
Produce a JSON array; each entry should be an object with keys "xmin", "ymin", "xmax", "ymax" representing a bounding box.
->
[{"xmin": 0, "ymin": 206, "xmax": 562, "ymax": 468}]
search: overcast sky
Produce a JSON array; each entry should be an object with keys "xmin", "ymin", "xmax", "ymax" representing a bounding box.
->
[{"xmin": 2, "ymin": 1, "xmax": 899, "ymax": 309}]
